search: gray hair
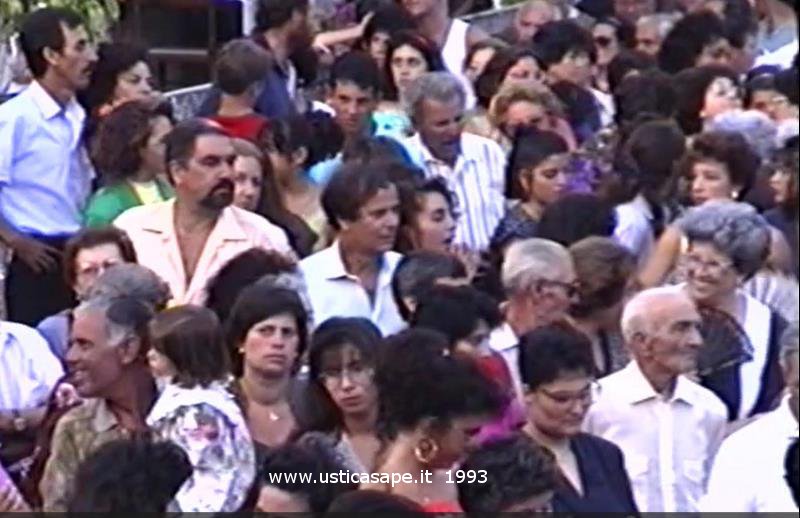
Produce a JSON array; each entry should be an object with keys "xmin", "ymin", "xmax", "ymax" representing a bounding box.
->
[
  {"xmin": 706, "ymin": 110, "xmax": 777, "ymax": 161},
  {"xmin": 636, "ymin": 12, "xmax": 681, "ymax": 38},
  {"xmin": 677, "ymin": 201, "xmax": 770, "ymax": 278},
  {"xmin": 780, "ymin": 321, "xmax": 799, "ymax": 365},
  {"xmin": 74, "ymin": 295, "xmax": 154, "ymax": 348},
  {"xmin": 85, "ymin": 264, "xmax": 172, "ymax": 311},
  {"xmin": 404, "ymin": 72, "xmax": 466, "ymax": 123},
  {"xmin": 501, "ymin": 238, "xmax": 573, "ymax": 295},
  {"xmin": 620, "ymin": 286, "xmax": 690, "ymax": 343}
]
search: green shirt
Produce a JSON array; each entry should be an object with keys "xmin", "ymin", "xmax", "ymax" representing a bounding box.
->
[{"xmin": 83, "ymin": 178, "xmax": 174, "ymax": 227}]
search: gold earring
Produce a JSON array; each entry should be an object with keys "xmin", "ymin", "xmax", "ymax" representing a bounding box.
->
[{"xmin": 414, "ymin": 438, "xmax": 439, "ymax": 465}]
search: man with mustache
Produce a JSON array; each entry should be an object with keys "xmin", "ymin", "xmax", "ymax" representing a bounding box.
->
[{"xmin": 114, "ymin": 119, "xmax": 292, "ymax": 305}]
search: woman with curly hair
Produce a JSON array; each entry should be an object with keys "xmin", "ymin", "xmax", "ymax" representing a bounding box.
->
[{"xmin": 83, "ymin": 99, "xmax": 174, "ymax": 226}]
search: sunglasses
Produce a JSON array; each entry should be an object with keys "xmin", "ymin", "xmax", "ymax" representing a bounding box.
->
[{"xmin": 594, "ymin": 36, "xmax": 614, "ymax": 48}]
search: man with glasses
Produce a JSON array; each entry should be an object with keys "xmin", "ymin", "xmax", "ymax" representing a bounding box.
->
[
  {"xmin": 584, "ymin": 287, "xmax": 728, "ymax": 513},
  {"xmin": 489, "ymin": 238, "xmax": 578, "ymax": 398}
]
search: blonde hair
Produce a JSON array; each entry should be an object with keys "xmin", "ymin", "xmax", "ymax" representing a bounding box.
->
[{"xmin": 488, "ymin": 83, "xmax": 564, "ymax": 128}]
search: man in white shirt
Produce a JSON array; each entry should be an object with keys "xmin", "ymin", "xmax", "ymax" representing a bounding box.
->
[
  {"xmin": 300, "ymin": 163, "xmax": 404, "ymax": 336},
  {"xmin": 584, "ymin": 287, "xmax": 728, "ymax": 513},
  {"xmin": 489, "ymin": 238, "xmax": 577, "ymax": 396},
  {"xmin": 0, "ymin": 320, "xmax": 64, "ymax": 472},
  {"xmin": 402, "ymin": 72, "xmax": 506, "ymax": 252},
  {"xmin": 702, "ymin": 322, "xmax": 799, "ymax": 512}
]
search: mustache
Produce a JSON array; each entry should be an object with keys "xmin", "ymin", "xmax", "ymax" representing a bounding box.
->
[{"xmin": 211, "ymin": 179, "xmax": 235, "ymax": 193}]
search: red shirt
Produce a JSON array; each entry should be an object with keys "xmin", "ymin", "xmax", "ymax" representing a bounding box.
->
[{"xmin": 208, "ymin": 113, "xmax": 269, "ymax": 142}]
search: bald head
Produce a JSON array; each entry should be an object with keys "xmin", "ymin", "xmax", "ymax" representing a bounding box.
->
[{"xmin": 621, "ymin": 287, "xmax": 698, "ymax": 344}]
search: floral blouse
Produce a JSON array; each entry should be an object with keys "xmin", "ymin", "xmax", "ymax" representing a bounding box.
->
[{"xmin": 147, "ymin": 382, "xmax": 256, "ymax": 513}]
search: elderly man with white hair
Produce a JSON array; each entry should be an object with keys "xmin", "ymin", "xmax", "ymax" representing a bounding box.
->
[
  {"xmin": 495, "ymin": 0, "xmax": 561, "ymax": 45},
  {"xmin": 489, "ymin": 238, "xmax": 578, "ymax": 396},
  {"xmin": 402, "ymin": 72, "xmax": 506, "ymax": 252},
  {"xmin": 702, "ymin": 322, "xmax": 799, "ymax": 512},
  {"xmin": 584, "ymin": 287, "xmax": 728, "ymax": 513}
]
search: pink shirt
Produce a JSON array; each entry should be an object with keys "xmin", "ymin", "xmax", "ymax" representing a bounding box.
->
[{"xmin": 114, "ymin": 199, "xmax": 293, "ymax": 305}]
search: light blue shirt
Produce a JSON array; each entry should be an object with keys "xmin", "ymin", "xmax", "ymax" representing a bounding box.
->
[
  {"xmin": 0, "ymin": 81, "xmax": 94, "ymax": 236},
  {"xmin": 299, "ymin": 241, "xmax": 406, "ymax": 336}
]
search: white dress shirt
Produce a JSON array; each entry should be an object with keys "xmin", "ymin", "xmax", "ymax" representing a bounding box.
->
[
  {"xmin": 299, "ymin": 241, "xmax": 405, "ymax": 336},
  {"xmin": 584, "ymin": 361, "xmax": 728, "ymax": 512},
  {"xmin": 702, "ymin": 396, "xmax": 799, "ymax": 512},
  {"xmin": 489, "ymin": 322, "xmax": 522, "ymax": 399},
  {"xmin": 614, "ymin": 194, "xmax": 655, "ymax": 266},
  {"xmin": 402, "ymin": 132, "xmax": 506, "ymax": 252},
  {"xmin": 0, "ymin": 321, "xmax": 64, "ymax": 411}
]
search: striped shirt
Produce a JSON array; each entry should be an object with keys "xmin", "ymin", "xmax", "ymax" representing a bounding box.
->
[{"xmin": 402, "ymin": 132, "xmax": 506, "ymax": 251}]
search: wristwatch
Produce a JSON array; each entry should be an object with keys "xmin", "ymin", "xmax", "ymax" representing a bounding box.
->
[{"xmin": 11, "ymin": 410, "xmax": 26, "ymax": 432}]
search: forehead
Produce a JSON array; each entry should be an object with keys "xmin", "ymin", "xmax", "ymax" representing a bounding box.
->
[
  {"xmin": 193, "ymin": 134, "xmax": 234, "ymax": 157},
  {"xmin": 319, "ymin": 343, "xmax": 365, "ymax": 366},
  {"xmin": 61, "ymin": 22, "xmax": 89, "ymax": 44},
  {"xmin": 362, "ymin": 184, "xmax": 398, "ymax": 209},
  {"xmin": 332, "ymin": 80, "xmax": 375, "ymax": 99},
  {"xmin": 420, "ymin": 97, "xmax": 463, "ymax": 118},
  {"xmin": 121, "ymin": 61, "xmax": 151, "ymax": 76},
  {"xmin": 75, "ymin": 243, "xmax": 123, "ymax": 263},
  {"xmin": 393, "ymin": 44, "xmax": 425, "ymax": 58},
  {"xmin": 72, "ymin": 309, "xmax": 108, "ymax": 339}
]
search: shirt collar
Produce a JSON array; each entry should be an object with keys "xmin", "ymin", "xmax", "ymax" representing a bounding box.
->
[
  {"xmin": 317, "ymin": 240, "xmax": 390, "ymax": 283},
  {"xmin": 412, "ymin": 133, "xmax": 475, "ymax": 169},
  {"xmin": 490, "ymin": 322, "xmax": 518, "ymax": 352},
  {"xmin": 90, "ymin": 398, "xmax": 120, "ymax": 433},
  {"xmin": 631, "ymin": 194, "xmax": 654, "ymax": 220},
  {"xmin": 140, "ymin": 199, "xmax": 249, "ymax": 242},
  {"xmin": 28, "ymin": 80, "xmax": 84, "ymax": 123},
  {"xmin": 617, "ymin": 361, "xmax": 698, "ymax": 406}
]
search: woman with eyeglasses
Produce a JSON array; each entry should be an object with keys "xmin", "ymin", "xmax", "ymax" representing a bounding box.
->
[
  {"xmin": 591, "ymin": 17, "xmax": 635, "ymax": 93},
  {"xmin": 518, "ymin": 323, "xmax": 638, "ymax": 514},
  {"xmin": 676, "ymin": 201, "xmax": 787, "ymax": 423},
  {"xmin": 297, "ymin": 318, "xmax": 383, "ymax": 474}
]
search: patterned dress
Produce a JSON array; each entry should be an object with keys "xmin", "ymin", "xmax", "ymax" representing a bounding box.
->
[{"xmin": 146, "ymin": 382, "xmax": 255, "ymax": 513}]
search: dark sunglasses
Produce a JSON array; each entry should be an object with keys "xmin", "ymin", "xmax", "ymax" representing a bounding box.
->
[{"xmin": 594, "ymin": 36, "xmax": 614, "ymax": 48}]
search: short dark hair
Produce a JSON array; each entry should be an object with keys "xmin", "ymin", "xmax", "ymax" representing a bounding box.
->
[
  {"xmin": 613, "ymin": 69, "xmax": 677, "ymax": 127},
  {"xmin": 569, "ymin": 237, "xmax": 637, "ymax": 319},
  {"xmin": 81, "ymin": 41, "xmax": 149, "ymax": 115},
  {"xmin": 255, "ymin": 0, "xmax": 309, "ymax": 32},
  {"xmin": 537, "ymin": 193, "xmax": 617, "ymax": 246},
  {"xmin": 205, "ymin": 248, "xmax": 297, "ymax": 323},
  {"xmin": 68, "ymin": 438, "xmax": 192, "ymax": 513},
  {"xmin": 269, "ymin": 113, "xmax": 343, "ymax": 170},
  {"xmin": 721, "ymin": 0, "xmax": 758, "ymax": 50},
  {"xmin": 622, "ymin": 119, "xmax": 686, "ymax": 196},
  {"xmin": 396, "ymin": 177, "xmax": 456, "ymax": 253},
  {"xmin": 474, "ymin": 46, "xmax": 540, "ymax": 109},
  {"xmin": 677, "ymin": 130, "xmax": 761, "ymax": 196},
  {"xmin": 19, "ymin": 7, "xmax": 84, "ymax": 78},
  {"xmin": 774, "ymin": 67, "xmax": 800, "ymax": 106},
  {"xmin": 321, "ymin": 163, "xmax": 395, "ymax": 230},
  {"xmin": 342, "ymin": 135, "xmax": 415, "ymax": 166},
  {"xmin": 607, "ymin": 48, "xmax": 655, "ymax": 95},
  {"xmin": 359, "ymin": 2, "xmax": 416, "ymax": 50},
  {"xmin": 328, "ymin": 50, "xmax": 383, "ymax": 95},
  {"xmin": 391, "ymin": 251, "xmax": 468, "ymax": 321},
  {"xmin": 674, "ymin": 65, "xmax": 739, "ymax": 135},
  {"xmin": 458, "ymin": 434, "xmax": 558, "ymax": 514},
  {"xmin": 786, "ymin": 438, "xmax": 800, "ymax": 507},
  {"xmin": 744, "ymin": 73, "xmax": 776, "ymax": 108},
  {"xmin": 258, "ymin": 442, "xmax": 353, "ymax": 513},
  {"xmin": 506, "ymin": 127, "xmax": 569, "ymax": 200},
  {"xmin": 307, "ymin": 317, "xmax": 383, "ymax": 433},
  {"xmin": 214, "ymin": 38, "xmax": 272, "ymax": 95},
  {"xmin": 149, "ymin": 305, "xmax": 231, "ymax": 388},
  {"xmin": 377, "ymin": 329, "xmax": 503, "ymax": 438},
  {"xmin": 225, "ymin": 283, "xmax": 308, "ymax": 376},
  {"xmin": 532, "ymin": 20, "xmax": 596, "ymax": 70},
  {"xmin": 163, "ymin": 118, "xmax": 228, "ymax": 180},
  {"xmin": 657, "ymin": 11, "xmax": 727, "ymax": 74},
  {"xmin": 518, "ymin": 323, "xmax": 595, "ymax": 390},
  {"xmin": 91, "ymin": 99, "xmax": 174, "ymax": 184},
  {"xmin": 63, "ymin": 227, "xmax": 138, "ymax": 287},
  {"xmin": 412, "ymin": 284, "xmax": 501, "ymax": 348},
  {"xmin": 384, "ymin": 31, "xmax": 445, "ymax": 101}
]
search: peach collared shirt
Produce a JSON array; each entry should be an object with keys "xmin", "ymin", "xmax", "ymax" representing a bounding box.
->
[{"xmin": 114, "ymin": 199, "xmax": 293, "ymax": 305}]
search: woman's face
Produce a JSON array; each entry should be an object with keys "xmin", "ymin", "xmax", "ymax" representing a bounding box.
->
[
  {"xmin": 318, "ymin": 344, "xmax": 378, "ymax": 418},
  {"xmin": 391, "ymin": 44, "xmax": 429, "ymax": 97},
  {"xmin": 368, "ymin": 31, "xmax": 391, "ymax": 69},
  {"xmin": 73, "ymin": 243, "xmax": 125, "ymax": 297},
  {"xmin": 452, "ymin": 319, "xmax": 492, "ymax": 360},
  {"xmin": 427, "ymin": 414, "xmax": 488, "ymax": 469},
  {"xmin": 502, "ymin": 100, "xmax": 550, "ymax": 138},
  {"xmin": 242, "ymin": 313, "xmax": 301, "ymax": 377},
  {"xmin": 522, "ymin": 154, "xmax": 570, "ymax": 206},
  {"xmin": 593, "ymin": 23, "xmax": 620, "ymax": 67},
  {"xmin": 702, "ymin": 76, "xmax": 742, "ymax": 120},
  {"xmin": 503, "ymin": 56, "xmax": 543, "ymax": 89},
  {"xmin": 684, "ymin": 241, "xmax": 739, "ymax": 305},
  {"xmin": 146, "ymin": 347, "xmax": 176, "ymax": 382},
  {"xmin": 232, "ymin": 155, "xmax": 264, "ymax": 212},
  {"xmin": 465, "ymin": 47, "xmax": 496, "ymax": 85},
  {"xmin": 113, "ymin": 61, "xmax": 155, "ymax": 106},
  {"xmin": 548, "ymin": 50, "xmax": 593, "ymax": 87},
  {"xmin": 139, "ymin": 115, "xmax": 172, "ymax": 177},
  {"xmin": 696, "ymin": 38, "xmax": 733, "ymax": 69},
  {"xmin": 411, "ymin": 191, "xmax": 456, "ymax": 253},
  {"xmin": 526, "ymin": 370, "xmax": 594, "ymax": 439},
  {"xmin": 688, "ymin": 159, "xmax": 736, "ymax": 205},
  {"xmin": 770, "ymin": 166, "xmax": 796, "ymax": 206}
]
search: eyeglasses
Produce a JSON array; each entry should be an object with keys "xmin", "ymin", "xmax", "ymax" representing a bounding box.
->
[
  {"xmin": 684, "ymin": 254, "xmax": 734, "ymax": 275},
  {"xmin": 532, "ymin": 278, "xmax": 581, "ymax": 300},
  {"xmin": 319, "ymin": 365, "xmax": 374, "ymax": 387},
  {"xmin": 537, "ymin": 381, "xmax": 600, "ymax": 407},
  {"xmin": 594, "ymin": 36, "xmax": 614, "ymax": 48}
]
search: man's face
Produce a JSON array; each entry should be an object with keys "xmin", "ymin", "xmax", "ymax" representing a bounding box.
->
[
  {"xmin": 416, "ymin": 97, "xmax": 464, "ymax": 164},
  {"xmin": 340, "ymin": 184, "xmax": 400, "ymax": 255},
  {"xmin": 172, "ymin": 134, "xmax": 237, "ymax": 212},
  {"xmin": 328, "ymin": 81, "xmax": 377, "ymax": 140},
  {"xmin": 287, "ymin": 6, "xmax": 313, "ymax": 51},
  {"xmin": 640, "ymin": 297, "xmax": 703, "ymax": 376},
  {"xmin": 47, "ymin": 22, "xmax": 97, "ymax": 91},
  {"xmin": 635, "ymin": 20, "xmax": 662, "ymax": 57},
  {"xmin": 547, "ymin": 50, "xmax": 593, "ymax": 88},
  {"xmin": 515, "ymin": 4, "xmax": 556, "ymax": 43},
  {"xmin": 66, "ymin": 309, "xmax": 128, "ymax": 398}
]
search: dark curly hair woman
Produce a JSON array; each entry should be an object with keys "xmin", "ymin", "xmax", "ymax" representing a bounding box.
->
[{"xmin": 84, "ymin": 99, "xmax": 175, "ymax": 226}]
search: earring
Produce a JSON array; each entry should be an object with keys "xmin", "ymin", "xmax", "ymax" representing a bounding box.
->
[
  {"xmin": 414, "ymin": 438, "xmax": 439, "ymax": 465},
  {"xmin": 731, "ymin": 190, "xmax": 740, "ymax": 199}
]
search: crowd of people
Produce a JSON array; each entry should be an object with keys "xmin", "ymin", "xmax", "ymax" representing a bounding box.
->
[{"xmin": 0, "ymin": 0, "xmax": 798, "ymax": 513}]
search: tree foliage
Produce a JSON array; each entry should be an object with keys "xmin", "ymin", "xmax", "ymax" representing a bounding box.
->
[{"xmin": 0, "ymin": 0, "xmax": 120, "ymax": 39}]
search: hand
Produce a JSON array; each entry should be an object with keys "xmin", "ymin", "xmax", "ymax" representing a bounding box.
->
[
  {"xmin": 449, "ymin": 244, "xmax": 481, "ymax": 282},
  {"xmin": 0, "ymin": 481, "xmax": 30, "ymax": 513},
  {"xmin": 55, "ymin": 383, "xmax": 82, "ymax": 409},
  {"xmin": 9, "ymin": 234, "xmax": 60, "ymax": 274}
]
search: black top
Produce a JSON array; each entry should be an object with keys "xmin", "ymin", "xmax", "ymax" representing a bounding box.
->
[
  {"xmin": 552, "ymin": 433, "xmax": 639, "ymax": 514},
  {"xmin": 765, "ymin": 207, "xmax": 799, "ymax": 277}
]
